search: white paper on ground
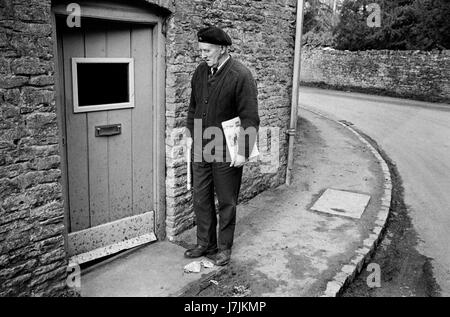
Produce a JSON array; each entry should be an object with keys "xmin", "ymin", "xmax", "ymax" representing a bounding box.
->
[
  {"xmin": 184, "ymin": 261, "xmax": 201, "ymax": 273},
  {"xmin": 183, "ymin": 259, "xmax": 216, "ymax": 274},
  {"xmin": 201, "ymin": 259, "xmax": 215, "ymax": 269}
]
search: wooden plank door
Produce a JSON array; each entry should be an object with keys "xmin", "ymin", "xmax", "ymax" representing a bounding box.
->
[{"xmin": 57, "ymin": 18, "xmax": 157, "ymax": 263}]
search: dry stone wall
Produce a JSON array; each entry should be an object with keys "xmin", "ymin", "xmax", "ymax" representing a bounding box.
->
[{"xmin": 300, "ymin": 47, "xmax": 450, "ymax": 103}]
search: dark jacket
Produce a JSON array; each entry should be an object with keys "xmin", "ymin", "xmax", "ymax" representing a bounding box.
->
[{"xmin": 187, "ymin": 57, "xmax": 260, "ymax": 159}]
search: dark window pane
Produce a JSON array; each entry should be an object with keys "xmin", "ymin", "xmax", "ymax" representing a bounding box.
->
[{"xmin": 77, "ymin": 63, "xmax": 130, "ymax": 107}]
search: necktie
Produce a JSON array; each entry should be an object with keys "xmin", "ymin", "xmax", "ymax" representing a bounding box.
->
[{"xmin": 209, "ymin": 67, "xmax": 218, "ymax": 80}]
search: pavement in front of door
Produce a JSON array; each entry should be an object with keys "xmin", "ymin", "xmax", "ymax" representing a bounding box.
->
[{"xmin": 79, "ymin": 108, "xmax": 392, "ymax": 297}]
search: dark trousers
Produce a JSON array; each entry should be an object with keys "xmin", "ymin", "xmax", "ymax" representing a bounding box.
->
[{"xmin": 192, "ymin": 161, "xmax": 243, "ymax": 251}]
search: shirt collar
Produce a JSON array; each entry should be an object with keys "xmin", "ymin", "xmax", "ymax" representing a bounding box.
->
[{"xmin": 217, "ymin": 54, "xmax": 231, "ymax": 71}]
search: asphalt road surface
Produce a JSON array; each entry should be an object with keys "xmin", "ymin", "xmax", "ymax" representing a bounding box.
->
[{"xmin": 299, "ymin": 87, "xmax": 450, "ymax": 296}]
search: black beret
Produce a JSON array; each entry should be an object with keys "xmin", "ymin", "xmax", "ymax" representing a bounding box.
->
[{"xmin": 197, "ymin": 26, "xmax": 232, "ymax": 46}]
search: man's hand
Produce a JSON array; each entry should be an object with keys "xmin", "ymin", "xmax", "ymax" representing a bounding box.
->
[{"xmin": 230, "ymin": 153, "xmax": 246, "ymax": 168}]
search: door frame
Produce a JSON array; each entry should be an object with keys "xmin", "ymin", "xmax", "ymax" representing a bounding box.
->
[{"xmin": 51, "ymin": 0, "xmax": 168, "ymax": 257}]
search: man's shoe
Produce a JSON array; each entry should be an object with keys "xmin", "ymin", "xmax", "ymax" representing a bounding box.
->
[
  {"xmin": 214, "ymin": 250, "xmax": 231, "ymax": 266},
  {"xmin": 184, "ymin": 245, "xmax": 218, "ymax": 259}
]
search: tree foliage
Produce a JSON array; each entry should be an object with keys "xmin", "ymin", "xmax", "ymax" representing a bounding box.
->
[
  {"xmin": 304, "ymin": 0, "xmax": 450, "ymax": 50},
  {"xmin": 302, "ymin": 0, "xmax": 336, "ymax": 47}
]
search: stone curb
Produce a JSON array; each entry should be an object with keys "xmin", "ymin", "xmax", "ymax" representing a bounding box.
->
[
  {"xmin": 304, "ymin": 109, "xmax": 393, "ymax": 298},
  {"xmin": 176, "ymin": 109, "xmax": 394, "ymax": 297}
]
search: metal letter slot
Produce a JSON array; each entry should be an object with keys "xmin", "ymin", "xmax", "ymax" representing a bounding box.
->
[{"xmin": 95, "ymin": 124, "xmax": 122, "ymax": 137}]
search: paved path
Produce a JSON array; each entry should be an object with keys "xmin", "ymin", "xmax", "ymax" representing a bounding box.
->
[
  {"xmin": 81, "ymin": 110, "xmax": 386, "ymax": 297},
  {"xmin": 179, "ymin": 110, "xmax": 385, "ymax": 297},
  {"xmin": 299, "ymin": 87, "xmax": 450, "ymax": 296}
]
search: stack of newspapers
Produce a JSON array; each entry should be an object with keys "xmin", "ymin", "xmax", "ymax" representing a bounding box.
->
[{"xmin": 221, "ymin": 117, "xmax": 259, "ymax": 160}]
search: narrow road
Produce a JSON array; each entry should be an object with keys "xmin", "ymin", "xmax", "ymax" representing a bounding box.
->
[{"xmin": 299, "ymin": 87, "xmax": 450, "ymax": 296}]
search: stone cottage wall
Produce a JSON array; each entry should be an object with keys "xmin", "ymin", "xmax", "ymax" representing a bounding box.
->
[
  {"xmin": 164, "ymin": 0, "xmax": 297, "ymax": 238},
  {"xmin": 300, "ymin": 47, "xmax": 450, "ymax": 103},
  {"xmin": 0, "ymin": 0, "xmax": 70, "ymax": 296},
  {"xmin": 0, "ymin": 0, "xmax": 298, "ymax": 295}
]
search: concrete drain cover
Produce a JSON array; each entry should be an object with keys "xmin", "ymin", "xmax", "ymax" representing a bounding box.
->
[{"xmin": 311, "ymin": 189, "xmax": 371, "ymax": 220}]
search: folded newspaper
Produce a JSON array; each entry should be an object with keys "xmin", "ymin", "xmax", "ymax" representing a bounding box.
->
[{"xmin": 221, "ymin": 117, "xmax": 259, "ymax": 160}]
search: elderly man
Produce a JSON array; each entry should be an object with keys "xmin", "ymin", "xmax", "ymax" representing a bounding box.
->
[{"xmin": 185, "ymin": 26, "xmax": 260, "ymax": 266}]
